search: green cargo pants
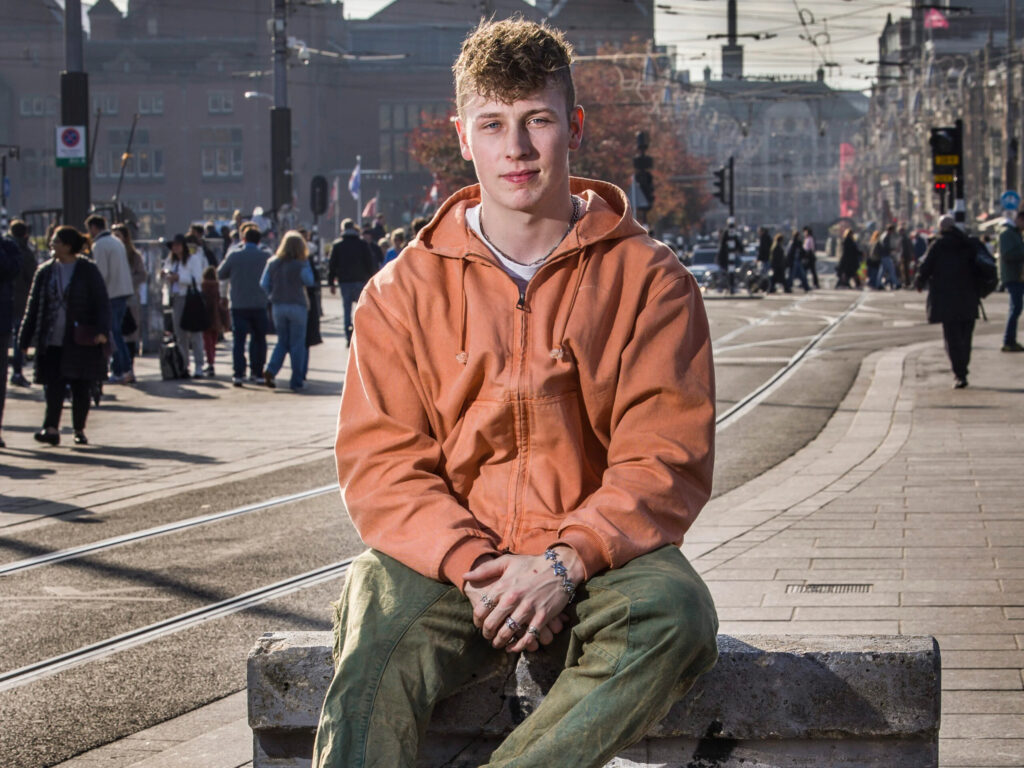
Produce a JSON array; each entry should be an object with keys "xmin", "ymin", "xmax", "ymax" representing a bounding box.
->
[{"xmin": 311, "ymin": 545, "xmax": 719, "ymax": 768}]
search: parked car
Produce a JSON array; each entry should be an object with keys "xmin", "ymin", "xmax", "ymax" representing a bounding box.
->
[{"xmin": 683, "ymin": 246, "xmax": 722, "ymax": 290}]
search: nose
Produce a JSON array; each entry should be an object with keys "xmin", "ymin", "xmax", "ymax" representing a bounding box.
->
[{"xmin": 504, "ymin": 123, "xmax": 531, "ymax": 159}]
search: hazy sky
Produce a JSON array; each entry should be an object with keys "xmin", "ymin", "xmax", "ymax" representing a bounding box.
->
[{"xmin": 99, "ymin": 1, "xmax": 914, "ymax": 92}]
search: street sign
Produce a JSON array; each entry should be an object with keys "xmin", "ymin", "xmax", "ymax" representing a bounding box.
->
[
  {"xmin": 933, "ymin": 174, "xmax": 954, "ymax": 183},
  {"xmin": 934, "ymin": 155, "xmax": 959, "ymax": 166},
  {"xmin": 55, "ymin": 125, "xmax": 87, "ymax": 168},
  {"xmin": 1001, "ymin": 190, "xmax": 1021, "ymax": 211}
]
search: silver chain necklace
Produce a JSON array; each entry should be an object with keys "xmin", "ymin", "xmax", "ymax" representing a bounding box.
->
[{"xmin": 480, "ymin": 196, "xmax": 582, "ymax": 268}]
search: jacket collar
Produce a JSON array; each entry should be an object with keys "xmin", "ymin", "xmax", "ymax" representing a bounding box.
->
[{"xmin": 411, "ymin": 177, "xmax": 647, "ymax": 263}]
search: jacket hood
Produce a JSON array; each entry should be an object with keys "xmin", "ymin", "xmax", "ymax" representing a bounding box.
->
[{"xmin": 410, "ymin": 177, "xmax": 647, "ymax": 260}]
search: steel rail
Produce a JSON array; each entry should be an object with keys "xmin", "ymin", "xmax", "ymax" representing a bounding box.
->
[
  {"xmin": 0, "ymin": 484, "xmax": 338, "ymax": 577},
  {"xmin": 0, "ymin": 558, "xmax": 353, "ymax": 692},
  {"xmin": 715, "ymin": 292, "xmax": 866, "ymax": 430}
]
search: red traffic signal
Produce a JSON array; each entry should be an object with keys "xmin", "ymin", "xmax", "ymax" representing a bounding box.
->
[{"xmin": 934, "ymin": 182, "xmax": 947, "ymax": 191}]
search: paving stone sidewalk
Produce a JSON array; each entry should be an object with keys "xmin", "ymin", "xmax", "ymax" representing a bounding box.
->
[
  {"xmin": 690, "ymin": 335, "xmax": 1024, "ymax": 768},
  {"xmin": 46, "ymin": 333, "xmax": 1024, "ymax": 767},
  {"xmin": 0, "ymin": 314, "xmax": 348, "ymax": 529}
]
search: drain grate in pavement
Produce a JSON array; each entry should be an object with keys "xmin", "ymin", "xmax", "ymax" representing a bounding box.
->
[{"xmin": 786, "ymin": 583, "xmax": 872, "ymax": 594}]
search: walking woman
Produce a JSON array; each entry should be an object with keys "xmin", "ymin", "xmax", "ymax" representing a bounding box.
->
[
  {"xmin": 18, "ymin": 226, "xmax": 110, "ymax": 446},
  {"xmin": 112, "ymin": 223, "xmax": 147, "ymax": 377},
  {"xmin": 160, "ymin": 233, "xmax": 205, "ymax": 377},
  {"xmin": 836, "ymin": 228, "xmax": 863, "ymax": 289},
  {"xmin": 260, "ymin": 230, "xmax": 314, "ymax": 391},
  {"xmin": 769, "ymin": 233, "xmax": 789, "ymax": 293}
]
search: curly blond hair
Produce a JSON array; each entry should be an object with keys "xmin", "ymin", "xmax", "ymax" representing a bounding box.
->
[{"xmin": 453, "ymin": 17, "xmax": 575, "ymax": 118}]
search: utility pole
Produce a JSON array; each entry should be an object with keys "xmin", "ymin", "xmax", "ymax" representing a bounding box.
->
[
  {"xmin": 61, "ymin": 0, "xmax": 90, "ymax": 228},
  {"xmin": 271, "ymin": 0, "xmax": 293, "ymax": 217},
  {"xmin": 1007, "ymin": 0, "xmax": 1017, "ymax": 192}
]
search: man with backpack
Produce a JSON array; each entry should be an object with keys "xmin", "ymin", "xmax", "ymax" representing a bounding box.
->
[
  {"xmin": 997, "ymin": 209, "xmax": 1024, "ymax": 352},
  {"xmin": 915, "ymin": 215, "xmax": 979, "ymax": 389}
]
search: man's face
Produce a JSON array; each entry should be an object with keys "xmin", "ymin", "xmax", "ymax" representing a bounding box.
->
[{"xmin": 455, "ymin": 83, "xmax": 583, "ymax": 219}]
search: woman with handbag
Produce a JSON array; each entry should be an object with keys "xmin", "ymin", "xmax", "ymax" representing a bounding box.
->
[
  {"xmin": 18, "ymin": 226, "xmax": 110, "ymax": 446},
  {"xmin": 259, "ymin": 231, "xmax": 315, "ymax": 391},
  {"xmin": 160, "ymin": 233, "xmax": 206, "ymax": 377}
]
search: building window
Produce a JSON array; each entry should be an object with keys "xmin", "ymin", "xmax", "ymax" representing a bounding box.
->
[
  {"xmin": 20, "ymin": 96, "xmax": 45, "ymax": 116},
  {"xmin": 139, "ymin": 93, "xmax": 164, "ymax": 115},
  {"xmin": 200, "ymin": 127, "xmax": 243, "ymax": 179},
  {"xmin": 208, "ymin": 92, "xmax": 234, "ymax": 114},
  {"xmin": 92, "ymin": 94, "xmax": 119, "ymax": 116}
]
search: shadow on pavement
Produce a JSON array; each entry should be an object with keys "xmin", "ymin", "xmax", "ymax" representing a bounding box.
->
[
  {"xmin": 82, "ymin": 445, "xmax": 219, "ymax": 464},
  {"xmin": 0, "ymin": 496, "xmax": 89, "ymax": 522}
]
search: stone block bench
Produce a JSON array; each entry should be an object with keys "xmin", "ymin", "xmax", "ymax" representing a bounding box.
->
[{"xmin": 248, "ymin": 632, "xmax": 940, "ymax": 768}]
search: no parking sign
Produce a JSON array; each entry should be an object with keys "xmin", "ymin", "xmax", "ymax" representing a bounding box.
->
[{"xmin": 55, "ymin": 125, "xmax": 86, "ymax": 168}]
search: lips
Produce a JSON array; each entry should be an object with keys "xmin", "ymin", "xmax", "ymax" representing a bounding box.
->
[{"xmin": 502, "ymin": 170, "xmax": 538, "ymax": 184}]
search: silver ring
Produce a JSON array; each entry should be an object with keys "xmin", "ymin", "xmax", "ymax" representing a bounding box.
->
[
  {"xmin": 527, "ymin": 626, "xmax": 541, "ymax": 639},
  {"xmin": 481, "ymin": 594, "xmax": 496, "ymax": 609},
  {"xmin": 505, "ymin": 616, "xmax": 521, "ymax": 633}
]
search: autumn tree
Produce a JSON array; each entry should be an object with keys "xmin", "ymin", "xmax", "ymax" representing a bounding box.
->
[{"xmin": 407, "ymin": 44, "xmax": 711, "ymax": 231}]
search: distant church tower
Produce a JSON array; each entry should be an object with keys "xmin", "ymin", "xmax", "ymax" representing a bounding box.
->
[{"xmin": 722, "ymin": 0, "xmax": 744, "ymax": 79}]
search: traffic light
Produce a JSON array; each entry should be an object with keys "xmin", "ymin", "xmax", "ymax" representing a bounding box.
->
[
  {"xmin": 930, "ymin": 125, "xmax": 962, "ymax": 189},
  {"xmin": 934, "ymin": 181, "xmax": 947, "ymax": 193},
  {"xmin": 713, "ymin": 167, "xmax": 727, "ymax": 204}
]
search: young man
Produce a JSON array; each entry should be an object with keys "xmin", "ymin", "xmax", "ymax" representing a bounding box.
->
[
  {"xmin": 313, "ymin": 19, "xmax": 718, "ymax": 768},
  {"xmin": 998, "ymin": 208, "xmax": 1024, "ymax": 352},
  {"xmin": 216, "ymin": 224, "xmax": 269, "ymax": 386},
  {"xmin": 86, "ymin": 214, "xmax": 135, "ymax": 383}
]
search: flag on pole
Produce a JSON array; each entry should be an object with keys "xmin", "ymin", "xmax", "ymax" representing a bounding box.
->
[
  {"xmin": 923, "ymin": 8, "xmax": 949, "ymax": 29},
  {"xmin": 348, "ymin": 157, "xmax": 361, "ymax": 201},
  {"xmin": 362, "ymin": 192, "xmax": 378, "ymax": 220}
]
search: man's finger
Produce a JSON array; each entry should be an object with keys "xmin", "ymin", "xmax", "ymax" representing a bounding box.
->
[{"xmin": 463, "ymin": 557, "xmax": 506, "ymax": 584}]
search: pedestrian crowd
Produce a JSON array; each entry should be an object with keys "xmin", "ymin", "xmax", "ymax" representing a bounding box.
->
[{"xmin": 0, "ymin": 206, "xmax": 432, "ymax": 448}]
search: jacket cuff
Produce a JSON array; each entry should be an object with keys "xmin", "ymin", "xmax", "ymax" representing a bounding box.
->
[
  {"xmin": 440, "ymin": 537, "xmax": 499, "ymax": 593},
  {"xmin": 554, "ymin": 526, "xmax": 610, "ymax": 582}
]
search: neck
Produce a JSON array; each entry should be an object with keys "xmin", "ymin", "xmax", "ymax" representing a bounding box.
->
[
  {"xmin": 56, "ymin": 253, "xmax": 76, "ymax": 264},
  {"xmin": 479, "ymin": 194, "xmax": 575, "ymax": 266}
]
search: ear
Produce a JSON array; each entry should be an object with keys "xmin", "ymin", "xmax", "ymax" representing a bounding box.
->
[
  {"xmin": 454, "ymin": 117, "xmax": 473, "ymax": 162},
  {"xmin": 568, "ymin": 106, "xmax": 585, "ymax": 151}
]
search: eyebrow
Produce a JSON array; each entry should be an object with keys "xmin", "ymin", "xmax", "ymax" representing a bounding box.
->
[{"xmin": 475, "ymin": 107, "xmax": 558, "ymax": 120}]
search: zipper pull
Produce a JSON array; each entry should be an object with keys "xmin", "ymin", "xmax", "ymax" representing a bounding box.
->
[{"xmin": 516, "ymin": 291, "xmax": 527, "ymax": 311}]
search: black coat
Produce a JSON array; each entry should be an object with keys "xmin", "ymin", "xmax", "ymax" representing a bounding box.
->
[
  {"xmin": 838, "ymin": 235, "xmax": 861, "ymax": 278},
  {"xmin": 914, "ymin": 228, "xmax": 978, "ymax": 323},
  {"xmin": 327, "ymin": 232, "xmax": 376, "ymax": 284},
  {"xmin": 19, "ymin": 256, "xmax": 111, "ymax": 383}
]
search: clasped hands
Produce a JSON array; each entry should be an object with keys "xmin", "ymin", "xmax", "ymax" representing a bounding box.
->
[{"xmin": 463, "ymin": 548, "xmax": 581, "ymax": 654}]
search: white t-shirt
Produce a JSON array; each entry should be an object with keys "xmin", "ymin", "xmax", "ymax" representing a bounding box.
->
[{"xmin": 465, "ymin": 197, "xmax": 586, "ymax": 292}]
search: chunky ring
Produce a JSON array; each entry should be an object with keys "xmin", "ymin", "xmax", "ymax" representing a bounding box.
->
[
  {"xmin": 527, "ymin": 626, "xmax": 541, "ymax": 639},
  {"xmin": 480, "ymin": 594, "xmax": 496, "ymax": 609},
  {"xmin": 505, "ymin": 616, "xmax": 521, "ymax": 633}
]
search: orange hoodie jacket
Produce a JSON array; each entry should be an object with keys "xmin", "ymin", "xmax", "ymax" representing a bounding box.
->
[{"xmin": 337, "ymin": 178, "xmax": 715, "ymax": 591}]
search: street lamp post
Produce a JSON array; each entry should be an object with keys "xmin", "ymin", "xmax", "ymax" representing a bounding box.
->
[{"xmin": 270, "ymin": 0, "xmax": 292, "ymax": 216}]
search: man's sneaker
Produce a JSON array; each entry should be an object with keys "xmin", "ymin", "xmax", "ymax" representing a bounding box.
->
[
  {"xmin": 9, "ymin": 372, "xmax": 30, "ymax": 387},
  {"xmin": 107, "ymin": 373, "xmax": 125, "ymax": 384},
  {"xmin": 263, "ymin": 370, "xmax": 276, "ymax": 389},
  {"xmin": 203, "ymin": 365, "xmax": 215, "ymax": 376},
  {"xmin": 247, "ymin": 375, "xmax": 261, "ymax": 383},
  {"xmin": 954, "ymin": 377, "xmax": 968, "ymax": 389},
  {"xmin": 1001, "ymin": 342, "xmax": 1024, "ymax": 352},
  {"xmin": 122, "ymin": 371, "xmax": 136, "ymax": 384},
  {"xmin": 232, "ymin": 376, "xmax": 244, "ymax": 387}
]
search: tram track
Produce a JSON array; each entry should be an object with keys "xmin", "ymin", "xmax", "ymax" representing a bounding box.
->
[{"xmin": 0, "ymin": 291, "xmax": 867, "ymax": 693}]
